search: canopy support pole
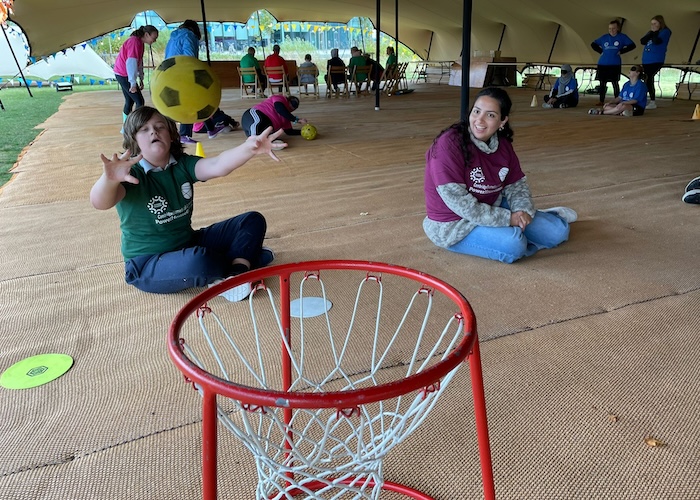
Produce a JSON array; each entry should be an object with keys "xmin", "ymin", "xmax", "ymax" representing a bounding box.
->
[
  {"xmin": 1, "ymin": 23, "xmax": 33, "ymax": 98},
  {"xmin": 460, "ymin": 0, "xmax": 472, "ymax": 121}
]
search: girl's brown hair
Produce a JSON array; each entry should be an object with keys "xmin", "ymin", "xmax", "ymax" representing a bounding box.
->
[{"xmin": 122, "ymin": 107, "xmax": 184, "ymax": 159}]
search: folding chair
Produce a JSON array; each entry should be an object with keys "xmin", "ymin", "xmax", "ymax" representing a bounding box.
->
[
  {"xmin": 325, "ymin": 66, "xmax": 349, "ymax": 98},
  {"xmin": 238, "ymin": 66, "xmax": 262, "ymax": 99},
  {"xmin": 385, "ymin": 62, "xmax": 409, "ymax": 96},
  {"xmin": 264, "ymin": 65, "xmax": 289, "ymax": 96},
  {"xmin": 295, "ymin": 66, "xmax": 320, "ymax": 98},
  {"xmin": 348, "ymin": 65, "xmax": 372, "ymax": 96}
]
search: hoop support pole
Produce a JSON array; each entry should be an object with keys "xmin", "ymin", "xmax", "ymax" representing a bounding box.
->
[
  {"xmin": 279, "ymin": 271, "xmax": 295, "ymax": 485},
  {"xmin": 202, "ymin": 390, "xmax": 218, "ymax": 500},
  {"xmin": 469, "ymin": 338, "xmax": 495, "ymax": 500}
]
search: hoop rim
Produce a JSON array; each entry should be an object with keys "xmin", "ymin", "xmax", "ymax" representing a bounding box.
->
[{"xmin": 168, "ymin": 260, "xmax": 478, "ymax": 409}]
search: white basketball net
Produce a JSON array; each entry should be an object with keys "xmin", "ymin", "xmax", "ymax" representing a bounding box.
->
[{"xmin": 180, "ymin": 268, "xmax": 470, "ymax": 499}]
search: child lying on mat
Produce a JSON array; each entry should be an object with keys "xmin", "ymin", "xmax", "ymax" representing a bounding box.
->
[{"xmin": 90, "ymin": 106, "xmax": 285, "ymax": 300}]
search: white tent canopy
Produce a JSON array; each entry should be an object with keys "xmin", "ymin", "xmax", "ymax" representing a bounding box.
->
[
  {"xmin": 8, "ymin": 0, "xmax": 700, "ymax": 67},
  {"xmin": 1, "ymin": 24, "xmax": 114, "ymax": 81}
]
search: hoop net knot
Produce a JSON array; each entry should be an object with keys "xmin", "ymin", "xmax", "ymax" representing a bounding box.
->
[
  {"xmin": 421, "ymin": 381, "xmax": 442, "ymax": 400},
  {"xmin": 242, "ymin": 403, "xmax": 267, "ymax": 414},
  {"xmin": 196, "ymin": 305, "xmax": 211, "ymax": 318}
]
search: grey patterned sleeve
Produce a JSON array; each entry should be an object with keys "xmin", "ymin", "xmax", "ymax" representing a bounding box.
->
[
  {"xmin": 502, "ymin": 178, "xmax": 536, "ymax": 217},
  {"xmin": 437, "ymin": 183, "xmax": 511, "ymax": 227}
]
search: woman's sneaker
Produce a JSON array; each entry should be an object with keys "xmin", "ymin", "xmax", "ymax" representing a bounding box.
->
[
  {"xmin": 646, "ymin": 101, "xmax": 657, "ymax": 110},
  {"xmin": 542, "ymin": 206, "xmax": 578, "ymax": 223},
  {"xmin": 682, "ymin": 189, "xmax": 700, "ymax": 204}
]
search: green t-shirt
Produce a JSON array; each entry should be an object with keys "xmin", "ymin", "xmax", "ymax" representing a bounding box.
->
[
  {"xmin": 116, "ymin": 154, "xmax": 201, "ymax": 260},
  {"xmin": 386, "ymin": 54, "xmax": 397, "ymax": 69},
  {"xmin": 348, "ymin": 55, "xmax": 368, "ymax": 81},
  {"xmin": 240, "ymin": 53, "xmax": 260, "ymax": 83}
]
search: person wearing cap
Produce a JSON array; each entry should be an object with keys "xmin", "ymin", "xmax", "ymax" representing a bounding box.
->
[
  {"xmin": 542, "ymin": 64, "xmax": 579, "ymax": 109},
  {"xmin": 588, "ymin": 65, "xmax": 647, "ymax": 116},
  {"xmin": 241, "ymin": 94, "xmax": 308, "ymax": 137}
]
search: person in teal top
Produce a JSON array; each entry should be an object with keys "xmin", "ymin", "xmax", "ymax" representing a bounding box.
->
[
  {"xmin": 241, "ymin": 46, "xmax": 267, "ymax": 91},
  {"xmin": 90, "ymin": 106, "xmax": 286, "ymax": 300},
  {"xmin": 385, "ymin": 46, "xmax": 397, "ymax": 71}
]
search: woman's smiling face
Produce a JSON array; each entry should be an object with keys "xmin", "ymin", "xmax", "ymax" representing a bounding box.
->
[{"xmin": 469, "ymin": 95, "xmax": 507, "ymax": 142}]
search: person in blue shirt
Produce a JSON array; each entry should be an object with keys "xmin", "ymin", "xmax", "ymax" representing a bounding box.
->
[
  {"xmin": 591, "ymin": 20, "xmax": 636, "ymax": 106},
  {"xmin": 640, "ymin": 15, "xmax": 672, "ymax": 110},
  {"xmin": 588, "ymin": 65, "xmax": 647, "ymax": 116},
  {"xmin": 542, "ymin": 64, "xmax": 579, "ymax": 108},
  {"xmin": 164, "ymin": 20, "xmax": 238, "ymax": 144}
]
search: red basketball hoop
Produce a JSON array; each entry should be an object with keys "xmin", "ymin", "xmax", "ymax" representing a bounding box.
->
[{"xmin": 168, "ymin": 260, "xmax": 494, "ymax": 499}]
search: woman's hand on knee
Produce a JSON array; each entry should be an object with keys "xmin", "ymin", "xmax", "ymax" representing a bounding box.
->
[{"xmin": 510, "ymin": 211, "xmax": 531, "ymax": 230}]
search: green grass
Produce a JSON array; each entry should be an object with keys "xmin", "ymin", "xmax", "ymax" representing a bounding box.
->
[
  {"xmin": 0, "ymin": 86, "xmax": 65, "ymax": 187},
  {"xmin": 0, "ymin": 83, "xmax": 118, "ymax": 188}
]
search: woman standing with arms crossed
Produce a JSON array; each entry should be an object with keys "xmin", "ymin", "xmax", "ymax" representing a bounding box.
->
[
  {"xmin": 640, "ymin": 15, "xmax": 672, "ymax": 110},
  {"xmin": 114, "ymin": 25, "xmax": 159, "ymax": 130}
]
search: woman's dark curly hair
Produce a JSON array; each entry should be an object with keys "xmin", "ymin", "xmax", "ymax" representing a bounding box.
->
[{"xmin": 431, "ymin": 87, "xmax": 514, "ymax": 164}]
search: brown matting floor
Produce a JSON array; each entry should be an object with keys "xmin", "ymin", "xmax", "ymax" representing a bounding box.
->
[{"xmin": 1, "ymin": 83, "xmax": 699, "ymax": 499}]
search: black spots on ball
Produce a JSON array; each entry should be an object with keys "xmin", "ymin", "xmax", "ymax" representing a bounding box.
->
[
  {"xmin": 158, "ymin": 58, "xmax": 177, "ymax": 71},
  {"xmin": 159, "ymin": 87, "xmax": 180, "ymax": 107},
  {"xmin": 193, "ymin": 69, "xmax": 215, "ymax": 89},
  {"xmin": 197, "ymin": 105, "xmax": 216, "ymax": 120}
]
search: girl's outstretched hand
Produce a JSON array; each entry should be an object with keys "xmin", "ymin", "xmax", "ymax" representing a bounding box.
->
[
  {"xmin": 247, "ymin": 126, "xmax": 287, "ymax": 161},
  {"xmin": 100, "ymin": 150, "xmax": 142, "ymax": 185}
]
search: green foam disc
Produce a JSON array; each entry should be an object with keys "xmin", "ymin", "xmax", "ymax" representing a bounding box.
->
[{"xmin": 0, "ymin": 353, "xmax": 74, "ymax": 390}]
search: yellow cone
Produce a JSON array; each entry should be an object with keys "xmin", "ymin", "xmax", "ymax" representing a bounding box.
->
[
  {"xmin": 195, "ymin": 142, "xmax": 206, "ymax": 158},
  {"xmin": 692, "ymin": 104, "xmax": 700, "ymax": 120},
  {"xmin": 530, "ymin": 94, "xmax": 538, "ymax": 107}
]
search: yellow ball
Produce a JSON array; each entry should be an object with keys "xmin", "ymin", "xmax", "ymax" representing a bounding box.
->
[
  {"xmin": 301, "ymin": 123, "xmax": 318, "ymax": 140},
  {"xmin": 151, "ymin": 56, "xmax": 221, "ymax": 124}
]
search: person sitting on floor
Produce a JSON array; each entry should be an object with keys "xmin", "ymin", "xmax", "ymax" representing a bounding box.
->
[
  {"xmin": 90, "ymin": 106, "xmax": 285, "ymax": 300},
  {"xmin": 542, "ymin": 64, "xmax": 579, "ymax": 108},
  {"xmin": 423, "ymin": 87, "xmax": 577, "ymax": 264},
  {"xmin": 588, "ymin": 65, "xmax": 647, "ymax": 116}
]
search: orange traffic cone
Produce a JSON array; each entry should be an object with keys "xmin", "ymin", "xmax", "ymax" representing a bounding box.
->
[
  {"xmin": 692, "ymin": 104, "xmax": 700, "ymax": 120},
  {"xmin": 195, "ymin": 142, "xmax": 206, "ymax": 158},
  {"xmin": 530, "ymin": 94, "xmax": 538, "ymax": 107}
]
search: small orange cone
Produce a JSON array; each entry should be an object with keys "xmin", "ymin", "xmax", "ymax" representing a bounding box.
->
[
  {"xmin": 195, "ymin": 142, "xmax": 206, "ymax": 157},
  {"xmin": 530, "ymin": 94, "xmax": 538, "ymax": 107},
  {"xmin": 692, "ymin": 104, "xmax": 700, "ymax": 120}
]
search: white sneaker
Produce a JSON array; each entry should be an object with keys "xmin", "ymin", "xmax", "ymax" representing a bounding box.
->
[
  {"xmin": 542, "ymin": 206, "xmax": 578, "ymax": 223},
  {"xmin": 542, "ymin": 102, "xmax": 553, "ymax": 109},
  {"xmin": 208, "ymin": 279, "xmax": 252, "ymax": 302},
  {"xmin": 646, "ymin": 100, "xmax": 657, "ymax": 110},
  {"xmin": 622, "ymin": 109, "xmax": 633, "ymax": 117}
]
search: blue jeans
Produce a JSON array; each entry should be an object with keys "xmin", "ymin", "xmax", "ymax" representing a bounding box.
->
[
  {"xmin": 447, "ymin": 202, "xmax": 570, "ymax": 264},
  {"xmin": 125, "ymin": 211, "xmax": 267, "ymax": 294}
]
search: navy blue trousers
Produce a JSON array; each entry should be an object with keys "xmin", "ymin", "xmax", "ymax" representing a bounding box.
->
[{"xmin": 125, "ymin": 211, "xmax": 267, "ymax": 294}]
